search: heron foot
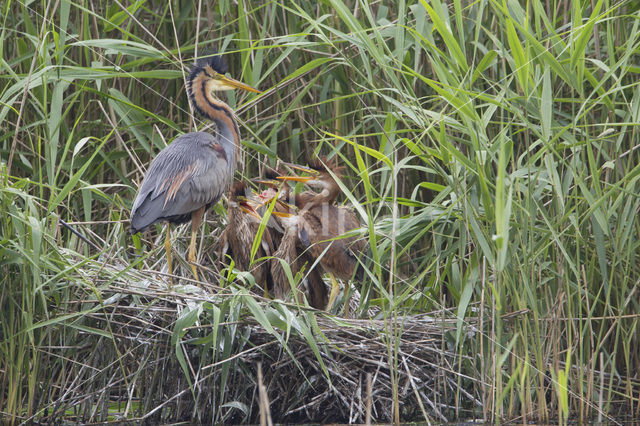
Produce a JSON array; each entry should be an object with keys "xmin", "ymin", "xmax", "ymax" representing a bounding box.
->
[
  {"xmin": 326, "ymin": 273, "xmax": 341, "ymax": 312},
  {"xmin": 343, "ymin": 284, "xmax": 351, "ymax": 318},
  {"xmin": 189, "ymin": 262, "xmax": 200, "ymax": 283},
  {"xmin": 263, "ymin": 282, "xmax": 270, "ymax": 299}
]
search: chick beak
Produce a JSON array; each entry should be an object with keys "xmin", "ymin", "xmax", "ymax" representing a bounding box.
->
[
  {"xmin": 237, "ymin": 197, "xmax": 262, "ymax": 221},
  {"xmin": 275, "ymin": 175, "xmax": 314, "ymax": 183},
  {"xmin": 252, "ymin": 178, "xmax": 281, "ymax": 186},
  {"xmin": 279, "ymin": 161, "xmax": 318, "ymax": 175},
  {"xmin": 272, "ymin": 211, "xmax": 294, "ymax": 218}
]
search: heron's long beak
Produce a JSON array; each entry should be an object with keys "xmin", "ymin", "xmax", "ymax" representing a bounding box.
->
[
  {"xmin": 252, "ymin": 178, "xmax": 280, "ymax": 186},
  {"xmin": 275, "ymin": 161, "xmax": 320, "ymax": 183},
  {"xmin": 240, "ymin": 204, "xmax": 262, "ymax": 221},
  {"xmin": 255, "ymin": 189, "xmax": 298, "ymax": 214},
  {"xmin": 217, "ymin": 74, "xmax": 261, "ymax": 93},
  {"xmin": 237, "ymin": 196, "xmax": 263, "ymax": 220},
  {"xmin": 275, "ymin": 198, "xmax": 297, "ymax": 211},
  {"xmin": 272, "ymin": 211, "xmax": 294, "ymax": 218},
  {"xmin": 280, "ymin": 162, "xmax": 318, "ymax": 175},
  {"xmin": 276, "ymin": 175, "xmax": 314, "ymax": 183}
]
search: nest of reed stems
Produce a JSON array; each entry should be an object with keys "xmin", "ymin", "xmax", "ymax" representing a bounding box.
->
[{"xmin": 27, "ymin": 246, "xmax": 480, "ymax": 424}]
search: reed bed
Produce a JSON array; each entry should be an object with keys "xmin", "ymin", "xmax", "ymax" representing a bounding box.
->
[
  {"xmin": 14, "ymin": 255, "xmax": 474, "ymax": 423},
  {"xmin": 2, "ymin": 0, "xmax": 640, "ymax": 423}
]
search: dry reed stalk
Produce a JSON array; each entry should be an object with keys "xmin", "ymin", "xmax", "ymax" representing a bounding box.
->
[{"xmin": 23, "ymin": 274, "xmax": 480, "ymax": 423}]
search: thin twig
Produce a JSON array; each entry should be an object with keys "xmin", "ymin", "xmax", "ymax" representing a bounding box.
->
[{"xmin": 58, "ymin": 218, "xmax": 101, "ymax": 252}]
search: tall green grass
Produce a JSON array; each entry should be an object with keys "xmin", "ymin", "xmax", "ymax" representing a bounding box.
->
[{"xmin": 2, "ymin": 0, "xmax": 640, "ymax": 423}]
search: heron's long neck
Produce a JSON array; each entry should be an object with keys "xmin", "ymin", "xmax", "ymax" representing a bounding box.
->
[
  {"xmin": 190, "ymin": 73, "xmax": 240, "ymax": 161},
  {"xmin": 311, "ymin": 180, "xmax": 340, "ymax": 205},
  {"xmin": 323, "ymin": 179, "xmax": 340, "ymax": 203}
]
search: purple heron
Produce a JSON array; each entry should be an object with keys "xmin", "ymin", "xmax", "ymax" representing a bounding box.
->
[
  {"xmin": 220, "ymin": 181, "xmax": 276, "ymax": 297},
  {"xmin": 276, "ymin": 158, "xmax": 366, "ymax": 313},
  {"xmin": 129, "ymin": 52, "xmax": 260, "ymax": 283},
  {"xmin": 255, "ymin": 176, "xmax": 328, "ymax": 309},
  {"xmin": 269, "ymin": 213, "xmax": 328, "ymax": 309}
]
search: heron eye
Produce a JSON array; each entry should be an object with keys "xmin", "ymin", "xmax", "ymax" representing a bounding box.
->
[{"xmin": 203, "ymin": 67, "xmax": 216, "ymax": 78}]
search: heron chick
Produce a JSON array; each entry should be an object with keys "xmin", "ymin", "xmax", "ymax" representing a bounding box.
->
[
  {"xmin": 275, "ymin": 158, "xmax": 366, "ymax": 314},
  {"xmin": 221, "ymin": 181, "xmax": 277, "ymax": 297}
]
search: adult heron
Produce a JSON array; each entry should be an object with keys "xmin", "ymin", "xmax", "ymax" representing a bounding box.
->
[{"xmin": 129, "ymin": 52, "xmax": 260, "ymax": 283}]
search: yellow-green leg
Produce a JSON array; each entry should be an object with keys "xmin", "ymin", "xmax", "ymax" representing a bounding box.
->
[
  {"xmin": 325, "ymin": 273, "xmax": 341, "ymax": 312},
  {"xmin": 187, "ymin": 206, "xmax": 206, "ymax": 283},
  {"xmin": 165, "ymin": 225, "xmax": 174, "ymax": 287},
  {"xmin": 187, "ymin": 227, "xmax": 199, "ymax": 282},
  {"xmin": 343, "ymin": 283, "xmax": 351, "ymax": 318}
]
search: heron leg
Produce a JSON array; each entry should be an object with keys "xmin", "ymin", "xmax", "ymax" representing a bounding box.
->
[
  {"xmin": 325, "ymin": 273, "xmax": 341, "ymax": 312},
  {"xmin": 188, "ymin": 206, "xmax": 206, "ymax": 283},
  {"xmin": 165, "ymin": 225, "xmax": 174, "ymax": 287},
  {"xmin": 343, "ymin": 283, "xmax": 351, "ymax": 318},
  {"xmin": 263, "ymin": 277, "xmax": 270, "ymax": 299}
]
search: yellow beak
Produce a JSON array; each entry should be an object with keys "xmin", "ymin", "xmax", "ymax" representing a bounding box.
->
[
  {"xmin": 217, "ymin": 74, "xmax": 261, "ymax": 93},
  {"xmin": 274, "ymin": 162, "xmax": 319, "ymax": 183},
  {"xmin": 252, "ymin": 178, "xmax": 280, "ymax": 186},
  {"xmin": 272, "ymin": 211, "xmax": 294, "ymax": 218},
  {"xmin": 280, "ymin": 162, "xmax": 318, "ymax": 175},
  {"xmin": 276, "ymin": 175, "xmax": 313, "ymax": 183},
  {"xmin": 236, "ymin": 195, "xmax": 263, "ymax": 220},
  {"xmin": 240, "ymin": 203, "xmax": 263, "ymax": 221},
  {"xmin": 252, "ymin": 189, "xmax": 297, "ymax": 214},
  {"xmin": 275, "ymin": 198, "xmax": 297, "ymax": 212}
]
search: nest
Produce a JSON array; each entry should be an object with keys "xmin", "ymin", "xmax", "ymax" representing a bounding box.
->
[{"xmin": 30, "ymin": 258, "xmax": 481, "ymax": 424}]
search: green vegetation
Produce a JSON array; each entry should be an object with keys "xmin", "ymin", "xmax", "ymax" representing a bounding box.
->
[{"xmin": 2, "ymin": 0, "xmax": 639, "ymax": 423}]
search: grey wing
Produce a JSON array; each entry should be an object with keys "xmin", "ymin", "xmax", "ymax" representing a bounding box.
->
[{"xmin": 130, "ymin": 132, "xmax": 232, "ymax": 233}]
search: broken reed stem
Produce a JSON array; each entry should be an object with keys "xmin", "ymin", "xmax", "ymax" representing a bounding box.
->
[
  {"xmin": 258, "ymin": 362, "xmax": 273, "ymax": 426},
  {"xmin": 598, "ymin": 353, "xmax": 604, "ymax": 424},
  {"xmin": 366, "ymin": 372, "xmax": 372, "ymax": 426}
]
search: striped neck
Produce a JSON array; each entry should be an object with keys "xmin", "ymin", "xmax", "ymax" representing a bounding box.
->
[{"xmin": 189, "ymin": 71, "xmax": 240, "ymax": 158}]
